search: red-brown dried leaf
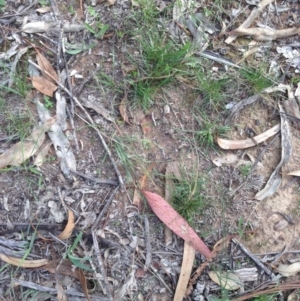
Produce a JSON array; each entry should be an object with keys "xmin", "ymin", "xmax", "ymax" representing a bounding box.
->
[
  {"xmin": 32, "ymin": 76, "xmax": 57, "ymax": 97},
  {"xmin": 142, "ymin": 190, "xmax": 212, "ymax": 260},
  {"xmin": 119, "ymin": 92, "xmax": 131, "ymax": 124}
]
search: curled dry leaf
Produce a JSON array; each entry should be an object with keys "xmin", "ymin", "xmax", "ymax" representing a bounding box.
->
[
  {"xmin": 142, "ymin": 190, "xmax": 212, "ymax": 259},
  {"xmin": 217, "ymin": 124, "xmax": 280, "ymax": 150},
  {"xmin": 208, "ymin": 271, "xmax": 243, "ymax": 291},
  {"xmin": 0, "ymin": 118, "xmax": 55, "ymax": 169},
  {"xmin": 0, "ymin": 253, "xmax": 48, "ymax": 268},
  {"xmin": 255, "ymin": 105, "xmax": 292, "ymax": 200},
  {"xmin": 277, "ymin": 263, "xmax": 300, "ymax": 277},
  {"xmin": 36, "ymin": 52, "xmax": 58, "ymax": 83},
  {"xmin": 119, "ymin": 92, "xmax": 131, "ymax": 124},
  {"xmin": 32, "ymin": 76, "xmax": 57, "ymax": 97},
  {"xmin": 174, "ymin": 242, "xmax": 195, "ymax": 301},
  {"xmin": 57, "ymin": 209, "xmax": 75, "ymax": 240}
]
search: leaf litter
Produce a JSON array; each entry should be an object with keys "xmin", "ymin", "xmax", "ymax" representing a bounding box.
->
[{"xmin": 3, "ymin": 0, "xmax": 300, "ymax": 300}]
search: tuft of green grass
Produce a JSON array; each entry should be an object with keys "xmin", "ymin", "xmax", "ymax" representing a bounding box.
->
[
  {"xmin": 194, "ymin": 115, "xmax": 230, "ymax": 150},
  {"xmin": 130, "ymin": 39, "xmax": 191, "ymax": 109},
  {"xmin": 240, "ymin": 67, "xmax": 273, "ymax": 93},
  {"xmin": 171, "ymin": 177, "xmax": 207, "ymax": 225},
  {"xmin": 196, "ymin": 71, "xmax": 229, "ymax": 107}
]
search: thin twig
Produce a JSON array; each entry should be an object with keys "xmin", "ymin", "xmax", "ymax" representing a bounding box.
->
[
  {"xmin": 92, "ymin": 231, "xmax": 114, "ymax": 301},
  {"xmin": 28, "ymin": 59, "xmax": 124, "ymax": 188},
  {"xmin": 91, "ymin": 185, "xmax": 120, "ymax": 231},
  {"xmin": 232, "ymin": 238, "xmax": 273, "ymax": 277}
]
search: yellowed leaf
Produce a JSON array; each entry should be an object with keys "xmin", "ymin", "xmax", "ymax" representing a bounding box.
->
[
  {"xmin": 174, "ymin": 242, "xmax": 195, "ymax": 301},
  {"xmin": 0, "ymin": 253, "xmax": 48, "ymax": 268},
  {"xmin": 57, "ymin": 209, "xmax": 75, "ymax": 240},
  {"xmin": 0, "ymin": 118, "xmax": 55, "ymax": 168},
  {"xmin": 36, "ymin": 53, "xmax": 58, "ymax": 83},
  {"xmin": 217, "ymin": 124, "xmax": 280, "ymax": 150},
  {"xmin": 208, "ymin": 271, "xmax": 243, "ymax": 291},
  {"xmin": 32, "ymin": 76, "xmax": 57, "ymax": 97}
]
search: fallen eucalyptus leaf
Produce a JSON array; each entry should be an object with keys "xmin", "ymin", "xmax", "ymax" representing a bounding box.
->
[
  {"xmin": 0, "ymin": 253, "xmax": 48, "ymax": 268},
  {"xmin": 217, "ymin": 124, "xmax": 280, "ymax": 150},
  {"xmin": 0, "ymin": 118, "xmax": 55, "ymax": 168},
  {"xmin": 142, "ymin": 190, "xmax": 212, "ymax": 259},
  {"xmin": 208, "ymin": 271, "xmax": 243, "ymax": 291},
  {"xmin": 32, "ymin": 76, "xmax": 57, "ymax": 97},
  {"xmin": 36, "ymin": 52, "xmax": 58, "ymax": 83},
  {"xmin": 57, "ymin": 209, "xmax": 75, "ymax": 240},
  {"xmin": 255, "ymin": 105, "xmax": 292, "ymax": 200},
  {"xmin": 33, "ymin": 140, "xmax": 52, "ymax": 167},
  {"xmin": 287, "ymin": 170, "xmax": 300, "ymax": 177}
]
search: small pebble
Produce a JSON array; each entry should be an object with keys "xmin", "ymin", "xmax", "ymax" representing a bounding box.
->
[{"xmin": 164, "ymin": 104, "xmax": 170, "ymax": 115}]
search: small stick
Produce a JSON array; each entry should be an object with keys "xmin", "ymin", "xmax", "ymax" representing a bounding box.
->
[
  {"xmin": 91, "ymin": 185, "xmax": 120, "ymax": 231},
  {"xmin": 28, "ymin": 60, "xmax": 124, "ymax": 188},
  {"xmin": 92, "ymin": 231, "xmax": 114, "ymax": 301},
  {"xmin": 232, "ymin": 238, "xmax": 273, "ymax": 277},
  {"xmin": 144, "ymin": 216, "xmax": 152, "ymax": 269},
  {"xmin": 70, "ymin": 169, "xmax": 118, "ymax": 186}
]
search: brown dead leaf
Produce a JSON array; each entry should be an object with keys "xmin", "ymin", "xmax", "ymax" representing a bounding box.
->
[
  {"xmin": 36, "ymin": 53, "xmax": 58, "ymax": 83},
  {"xmin": 57, "ymin": 209, "xmax": 75, "ymax": 240},
  {"xmin": 217, "ymin": 124, "xmax": 280, "ymax": 150},
  {"xmin": 142, "ymin": 190, "xmax": 212, "ymax": 259},
  {"xmin": 174, "ymin": 242, "xmax": 195, "ymax": 301},
  {"xmin": 0, "ymin": 253, "xmax": 48, "ymax": 268},
  {"xmin": 119, "ymin": 92, "xmax": 131, "ymax": 124},
  {"xmin": 32, "ymin": 76, "xmax": 57, "ymax": 97},
  {"xmin": 44, "ymin": 259, "xmax": 91, "ymax": 301},
  {"xmin": 140, "ymin": 115, "xmax": 153, "ymax": 136},
  {"xmin": 78, "ymin": 268, "xmax": 91, "ymax": 301},
  {"xmin": 0, "ymin": 118, "xmax": 55, "ymax": 168}
]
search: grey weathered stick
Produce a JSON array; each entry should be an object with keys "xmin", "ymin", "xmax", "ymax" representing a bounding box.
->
[
  {"xmin": 91, "ymin": 185, "xmax": 120, "ymax": 231},
  {"xmin": 28, "ymin": 60, "xmax": 124, "ymax": 188},
  {"xmin": 92, "ymin": 231, "xmax": 114, "ymax": 301},
  {"xmin": 232, "ymin": 238, "xmax": 273, "ymax": 277},
  {"xmin": 70, "ymin": 169, "xmax": 118, "ymax": 186},
  {"xmin": 144, "ymin": 216, "xmax": 152, "ymax": 269}
]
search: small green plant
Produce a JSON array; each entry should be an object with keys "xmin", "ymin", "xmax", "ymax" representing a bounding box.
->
[
  {"xmin": 130, "ymin": 35, "xmax": 190, "ymax": 109},
  {"xmin": 239, "ymin": 163, "xmax": 251, "ymax": 178},
  {"xmin": 38, "ymin": 0, "xmax": 49, "ymax": 6},
  {"xmin": 66, "ymin": 232, "xmax": 93, "ymax": 271},
  {"xmin": 43, "ymin": 96, "xmax": 54, "ymax": 109},
  {"xmin": 194, "ymin": 113, "xmax": 230, "ymax": 149},
  {"xmin": 196, "ymin": 71, "xmax": 229, "ymax": 107},
  {"xmin": 240, "ymin": 67, "xmax": 273, "ymax": 93},
  {"xmin": 84, "ymin": 22, "xmax": 109, "ymax": 39},
  {"xmin": 171, "ymin": 177, "xmax": 207, "ymax": 225},
  {"xmin": 0, "ymin": 0, "xmax": 6, "ymax": 11}
]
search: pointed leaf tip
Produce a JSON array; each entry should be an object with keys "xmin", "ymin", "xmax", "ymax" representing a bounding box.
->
[{"xmin": 142, "ymin": 190, "xmax": 212, "ymax": 260}]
